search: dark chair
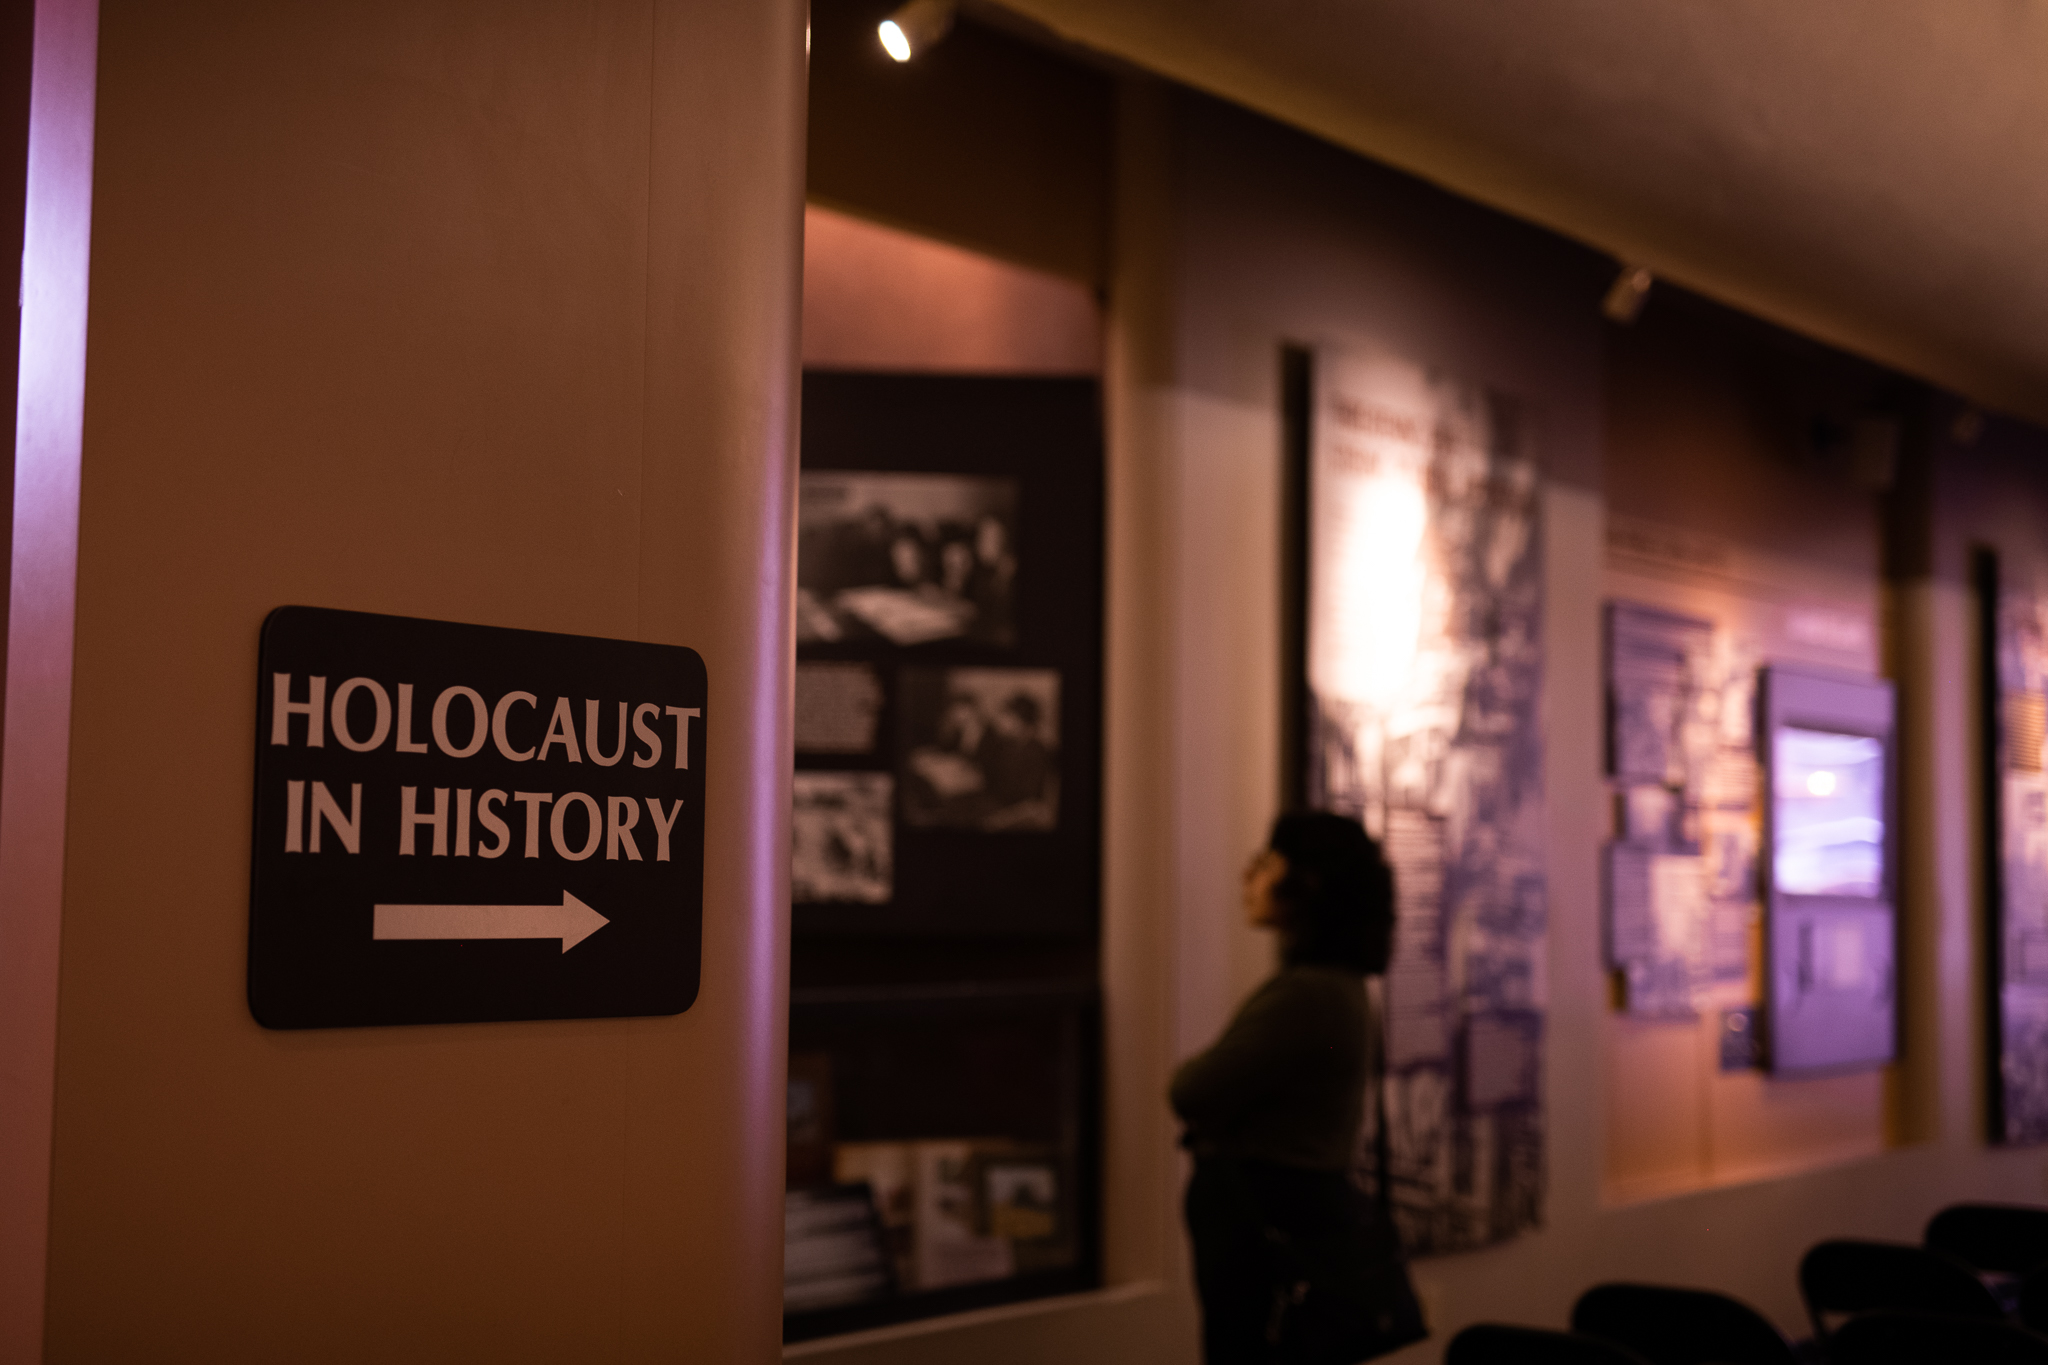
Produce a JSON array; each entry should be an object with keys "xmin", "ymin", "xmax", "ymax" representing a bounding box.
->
[
  {"xmin": 1446, "ymin": 1323, "xmax": 1653, "ymax": 1365},
  {"xmin": 1926, "ymin": 1203, "xmax": 2048, "ymax": 1275},
  {"xmin": 1828, "ymin": 1311, "xmax": 2048, "ymax": 1364},
  {"xmin": 2019, "ymin": 1263, "xmax": 2048, "ymax": 1334},
  {"xmin": 1798, "ymin": 1239, "xmax": 2004, "ymax": 1341},
  {"xmin": 1570, "ymin": 1282, "xmax": 1795, "ymax": 1365}
]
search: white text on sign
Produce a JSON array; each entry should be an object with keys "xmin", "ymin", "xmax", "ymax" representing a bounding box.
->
[
  {"xmin": 271, "ymin": 673, "xmax": 695, "ymax": 861},
  {"xmin": 269, "ymin": 674, "xmax": 699, "ymax": 767}
]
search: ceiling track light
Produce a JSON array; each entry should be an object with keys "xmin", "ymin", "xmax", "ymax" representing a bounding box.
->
[
  {"xmin": 879, "ymin": 0, "xmax": 956, "ymax": 62},
  {"xmin": 1602, "ymin": 262, "xmax": 1654, "ymax": 324}
]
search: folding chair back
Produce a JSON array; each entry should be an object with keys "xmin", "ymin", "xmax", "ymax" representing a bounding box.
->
[
  {"xmin": 1447, "ymin": 1323, "xmax": 1653, "ymax": 1365},
  {"xmin": 1925, "ymin": 1203, "xmax": 2048, "ymax": 1275},
  {"xmin": 1828, "ymin": 1311, "xmax": 2048, "ymax": 1365},
  {"xmin": 1571, "ymin": 1282, "xmax": 1795, "ymax": 1365},
  {"xmin": 1798, "ymin": 1238, "xmax": 2003, "ymax": 1340}
]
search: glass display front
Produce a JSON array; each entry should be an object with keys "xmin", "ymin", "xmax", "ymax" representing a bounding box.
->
[
  {"xmin": 788, "ymin": 371, "xmax": 1105, "ymax": 1341},
  {"xmin": 1772, "ymin": 726, "xmax": 1886, "ymax": 898}
]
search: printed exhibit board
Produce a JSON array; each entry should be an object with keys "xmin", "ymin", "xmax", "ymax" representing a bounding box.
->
[
  {"xmin": 249, "ymin": 606, "xmax": 707, "ymax": 1028},
  {"xmin": 1302, "ymin": 344, "xmax": 1545, "ymax": 1255},
  {"xmin": 1603, "ymin": 600, "xmax": 1762, "ymax": 1030},
  {"xmin": 1990, "ymin": 556, "xmax": 2048, "ymax": 1142}
]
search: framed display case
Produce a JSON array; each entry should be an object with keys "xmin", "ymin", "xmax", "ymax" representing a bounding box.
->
[
  {"xmin": 1760, "ymin": 664, "xmax": 1897, "ymax": 1074},
  {"xmin": 783, "ymin": 981, "xmax": 1101, "ymax": 1340},
  {"xmin": 785, "ymin": 372, "xmax": 1105, "ymax": 1340}
]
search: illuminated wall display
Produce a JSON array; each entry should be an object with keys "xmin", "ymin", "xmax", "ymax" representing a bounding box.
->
[
  {"xmin": 1760, "ymin": 665, "xmax": 1896, "ymax": 1074},
  {"xmin": 1987, "ymin": 555, "xmax": 2048, "ymax": 1142},
  {"xmin": 1603, "ymin": 602, "xmax": 1762, "ymax": 1022},
  {"xmin": 1301, "ymin": 345, "xmax": 1545, "ymax": 1255},
  {"xmin": 247, "ymin": 606, "xmax": 708, "ymax": 1028}
]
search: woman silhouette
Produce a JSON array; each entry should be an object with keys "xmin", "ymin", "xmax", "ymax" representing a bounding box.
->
[{"xmin": 1171, "ymin": 811, "xmax": 1412, "ymax": 1363}]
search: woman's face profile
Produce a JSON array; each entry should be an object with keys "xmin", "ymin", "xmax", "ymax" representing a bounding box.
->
[{"xmin": 1242, "ymin": 849, "xmax": 1287, "ymax": 929}]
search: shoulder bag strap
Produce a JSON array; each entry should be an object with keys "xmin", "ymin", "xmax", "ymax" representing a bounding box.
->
[{"xmin": 1370, "ymin": 980, "xmax": 1393, "ymax": 1217}]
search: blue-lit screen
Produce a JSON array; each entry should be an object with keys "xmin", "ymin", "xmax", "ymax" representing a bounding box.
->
[{"xmin": 1773, "ymin": 726, "xmax": 1886, "ymax": 898}]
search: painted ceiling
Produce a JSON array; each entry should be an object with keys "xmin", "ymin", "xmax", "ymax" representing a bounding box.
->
[{"xmin": 1002, "ymin": 1, "xmax": 2048, "ymax": 423}]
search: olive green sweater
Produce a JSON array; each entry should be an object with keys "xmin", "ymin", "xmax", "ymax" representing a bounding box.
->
[{"xmin": 1169, "ymin": 965, "xmax": 1370, "ymax": 1172}]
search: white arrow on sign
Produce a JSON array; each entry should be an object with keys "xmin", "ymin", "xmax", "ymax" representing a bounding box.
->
[{"xmin": 372, "ymin": 891, "xmax": 610, "ymax": 953}]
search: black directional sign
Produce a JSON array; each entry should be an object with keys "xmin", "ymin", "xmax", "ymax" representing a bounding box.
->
[{"xmin": 248, "ymin": 606, "xmax": 706, "ymax": 1028}]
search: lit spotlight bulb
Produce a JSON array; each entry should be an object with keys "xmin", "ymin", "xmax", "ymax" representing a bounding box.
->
[
  {"xmin": 1807, "ymin": 771, "xmax": 1837, "ymax": 797},
  {"xmin": 878, "ymin": 0, "xmax": 955, "ymax": 62}
]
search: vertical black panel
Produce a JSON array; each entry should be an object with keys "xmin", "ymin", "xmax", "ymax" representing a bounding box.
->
[
  {"xmin": 1979, "ymin": 546, "xmax": 2006, "ymax": 1139},
  {"xmin": 1278, "ymin": 344, "xmax": 1312, "ymax": 809}
]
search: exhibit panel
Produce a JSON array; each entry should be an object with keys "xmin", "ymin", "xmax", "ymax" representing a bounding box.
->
[
  {"xmin": 1987, "ymin": 551, "xmax": 2048, "ymax": 1143},
  {"xmin": 1299, "ymin": 343, "xmax": 1547, "ymax": 1255},
  {"xmin": 1598, "ymin": 519, "xmax": 1892, "ymax": 1199},
  {"xmin": 1603, "ymin": 599, "xmax": 1754, "ymax": 1022}
]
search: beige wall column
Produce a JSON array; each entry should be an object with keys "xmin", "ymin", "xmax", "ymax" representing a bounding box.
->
[{"xmin": 27, "ymin": 2, "xmax": 804, "ymax": 1359}]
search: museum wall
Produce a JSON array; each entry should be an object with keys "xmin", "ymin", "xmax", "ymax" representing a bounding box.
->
[
  {"xmin": 1928, "ymin": 413, "xmax": 2048, "ymax": 579},
  {"xmin": 1599, "ymin": 291, "xmax": 1898, "ymax": 1202},
  {"xmin": 35, "ymin": 2, "xmax": 805, "ymax": 1360},
  {"xmin": 797, "ymin": 53, "xmax": 2048, "ymax": 1365},
  {"xmin": 801, "ymin": 206, "xmax": 1102, "ymax": 374},
  {"xmin": 1152, "ymin": 90, "xmax": 2048, "ymax": 1357}
]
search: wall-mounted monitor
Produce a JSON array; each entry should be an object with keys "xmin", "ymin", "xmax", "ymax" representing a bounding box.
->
[{"xmin": 1762, "ymin": 666, "xmax": 1897, "ymax": 1074}]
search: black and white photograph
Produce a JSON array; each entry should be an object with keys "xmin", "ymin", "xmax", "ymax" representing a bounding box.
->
[
  {"xmin": 797, "ymin": 471, "xmax": 1019, "ymax": 647},
  {"xmin": 983, "ymin": 1161, "xmax": 1059, "ymax": 1242},
  {"xmin": 792, "ymin": 772, "xmax": 894, "ymax": 904},
  {"xmin": 899, "ymin": 668, "xmax": 1059, "ymax": 832}
]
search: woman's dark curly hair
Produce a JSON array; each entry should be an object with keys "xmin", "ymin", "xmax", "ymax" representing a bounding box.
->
[{"xmin": 1269, "ymin": 810, "xmax": 1396, "ymax": 975}]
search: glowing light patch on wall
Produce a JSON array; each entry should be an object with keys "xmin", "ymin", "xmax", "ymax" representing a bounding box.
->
[{"xmin": 1312, "ymin": 460, "xmax": 1428, "ymax": 707}]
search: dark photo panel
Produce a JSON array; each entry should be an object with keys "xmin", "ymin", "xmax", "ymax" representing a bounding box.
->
[{"xmin": 794, "ymin": 373, "xmax": 1103, "ymax": 940}]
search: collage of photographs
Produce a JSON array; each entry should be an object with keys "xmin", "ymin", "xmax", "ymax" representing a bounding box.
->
[{"xmin": 791, "ymin": 471, "xmax": 1061, "ymax": 907}]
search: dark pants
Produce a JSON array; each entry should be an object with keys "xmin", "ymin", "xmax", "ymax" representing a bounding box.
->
[{"xmin": 1184, "ymin": 1158, "xmax": 1367, "ymax": 1365}]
